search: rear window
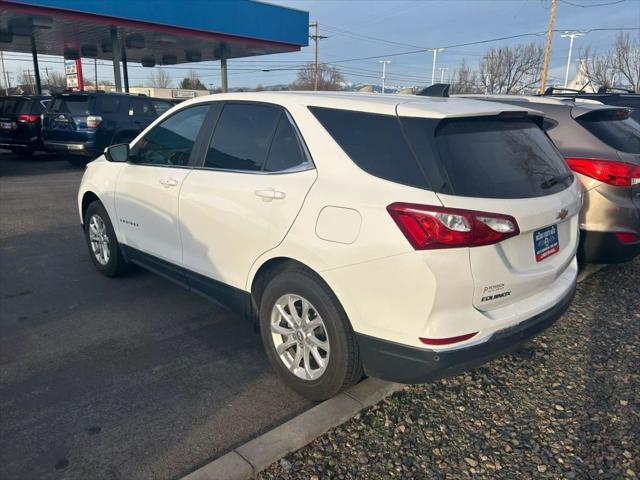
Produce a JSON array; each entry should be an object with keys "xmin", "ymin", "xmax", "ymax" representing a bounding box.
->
[
  {"xmin": 402, "ymin": 117, "xmax": 572, "ymax": 199},
  {"xmin": 576, "ymin": 109, "xmax": 640, "ymax": 154},
  {"xmin": 49, "ymin": 95, "xmax": 92, "ymax": 115},
  {"xmin": 0, "ymin": 98, "xmax": 31, "ymax": 114}
]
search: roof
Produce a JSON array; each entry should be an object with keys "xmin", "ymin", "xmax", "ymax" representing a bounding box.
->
[
  {"xmin": 178, "ymin": 91, "xmax": 535, "ymax": 119},
  {"xmin": 0, "ymin": 0, "xmax": 308, "ymax": 63}
]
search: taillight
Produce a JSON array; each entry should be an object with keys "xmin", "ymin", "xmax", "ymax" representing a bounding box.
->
[
  {"xmin": 17, "ymin": 114, "xmax": 39, "ymax": 123},
  {"xmin": 86, "ymin": 115, "xmax": 102, "ymax": 129},
  {"xmin": 565, "ymin": 157, "xmax": 640, "ymax": 187},
  {"xmin": 387, "ymin": 203, "xmax": 520, "ymax": 250},
  {"xmin": 615, "ymin": 232, "xmax": 640, "ymax": 244}
]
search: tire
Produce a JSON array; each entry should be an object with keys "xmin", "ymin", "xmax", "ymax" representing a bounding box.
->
[
  {"xmin": 83, "ymin": 201, "xmax": 129, "ymax": 277},
  {"xmin": 11, "ymin": 148, "xmax": 33, "ymax": 159},
  {"xmin": 259, "ymin": 267, "xmax": 362, "ymax": 401}
]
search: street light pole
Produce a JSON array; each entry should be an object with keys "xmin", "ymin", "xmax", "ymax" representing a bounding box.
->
[
  {"xmin": 561, "ymin": 31, "xmax": 584, "ymax": 88},
  {"xmin": 429, "ymin": 48, "xmax": 444, "ymax": 85},
  {"xmin": 379, "ymin": 60, "xmax": 390, "ymax": 93},
  {"xmin": 439, "ymin": 67, "xmax": 449, "ymax": 83}
]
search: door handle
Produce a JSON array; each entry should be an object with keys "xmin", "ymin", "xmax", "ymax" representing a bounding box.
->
[
  {"xmin": 255, "ymin": 188, "xmax": 286, "ymax": 201},
  {"xmin": 159, "ymin": 177, "xmax": 179, "ymax": 188}
]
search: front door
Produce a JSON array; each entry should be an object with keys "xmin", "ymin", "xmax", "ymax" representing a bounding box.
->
[{"xmin": 114, "ymin": 104, "xmax": 210, "ymax": 268}]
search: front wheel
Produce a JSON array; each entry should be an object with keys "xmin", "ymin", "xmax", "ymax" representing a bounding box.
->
[
  {"xmin": 83, "ymin": 201, "xmax": 129, "ymax": 277},
  {"xmin": 259, "ymin": 268, "xmax": 362, "ymax": 401}
]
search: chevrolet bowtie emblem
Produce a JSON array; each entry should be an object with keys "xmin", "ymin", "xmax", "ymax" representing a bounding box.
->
[{"xmin": 556, "ymin": 208, "xmax": 568, "ymax": 220}]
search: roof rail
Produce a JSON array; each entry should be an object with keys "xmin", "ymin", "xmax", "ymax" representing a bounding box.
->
[
  {"xmin": 542, "ymin": 87, "xmax": 582, "ymax": 96},
  {"xmin": 416, "ymin": 83, "xmax": 450, "ymax": 98},
  {"xmin": 596, "ymin": 86, "xmax": 634, "ymax": 94}
]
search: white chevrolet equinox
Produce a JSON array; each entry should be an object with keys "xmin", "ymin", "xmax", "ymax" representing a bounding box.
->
[{"xmin": 78, "ymin": 92, "xmax": 580, "ymax": 400}]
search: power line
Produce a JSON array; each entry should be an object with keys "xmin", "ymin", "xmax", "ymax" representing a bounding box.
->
[{"xmin": 558, "ymin": 0, "xmax": 627, "ymax": 7}]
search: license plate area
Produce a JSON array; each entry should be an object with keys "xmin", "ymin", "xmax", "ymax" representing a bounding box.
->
[
  {"xmin": 1, "ymin": 121, "xmax": 13, "ymax": 130},
  {"xmin": 533, "ymin": 225, "xmax": 559, "ymax": 262}
]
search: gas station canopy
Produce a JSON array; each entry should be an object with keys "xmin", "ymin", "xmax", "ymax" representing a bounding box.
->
[{"xmin": 0, "ymin": 0, "xmax": 309, "ymax": 92}]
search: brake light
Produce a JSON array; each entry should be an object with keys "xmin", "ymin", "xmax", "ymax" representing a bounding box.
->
[
  {"xmin": 565, "ymin": 157, "xmax": 640, "ymax": 187},
  {"xmin": 86, "ymin": 115, "xmax": 102, "ymax": 129},
  {"xmin": 615, "ymin": 232, "xmax": 640, "ymax": 244},
  {"xmin": 387, "ymin": 203, "xmax": 519, "ymax": 250},
  {"xmin": 17, "ymin": 114, "xmax": 39, "ymax": 123},
  {"xmin": 420, "ymin": 332, "xmax": 478, "ymax": 346}
]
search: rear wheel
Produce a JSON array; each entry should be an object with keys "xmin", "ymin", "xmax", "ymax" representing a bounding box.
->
[
  {"xmin": 259, "ymin": 267, "xmax": 362, "ymax": 401},
  {"xmin": 83, "ymin": 201, "xmax": 129, "ymax": 277},
  {"xmin": 11, "ymin": 148, "xmax": 33, "ymax": 159}
]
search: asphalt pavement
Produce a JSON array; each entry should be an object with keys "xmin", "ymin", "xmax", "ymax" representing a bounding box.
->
[{"xmin": 0, "ymin": 151, "xmax": 312, "ymax": 480}]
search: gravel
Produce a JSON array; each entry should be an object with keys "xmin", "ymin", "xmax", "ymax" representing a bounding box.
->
[{"xmin": 260, "ymin": 257, "xmax": 640, "ymax": 479}]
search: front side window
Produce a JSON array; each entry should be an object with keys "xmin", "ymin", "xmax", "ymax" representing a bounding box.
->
[
  {"xmin": 131, "ymin": 105, "xmax": 209, "ymax": 166},
  {"xmin": 151, "ymin": 99, "xmax": 173, "ymax": 116},
  {"xmin": 204, "ymin": 103, "xmax": 281, "ymax": 171}
]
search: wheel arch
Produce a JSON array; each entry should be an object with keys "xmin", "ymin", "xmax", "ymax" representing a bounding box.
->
[{"xmin": 81, "ymin": 191, "xmax": 101, "ymax": 224}]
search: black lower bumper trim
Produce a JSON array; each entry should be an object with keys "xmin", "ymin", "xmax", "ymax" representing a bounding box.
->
[
  {"xmin": 579, "ymin": 229, "xmax": 640, "ymax": 264},
  {"xmin": 356, "ymin": 282, "xmax": 576, "ymax": 384}
]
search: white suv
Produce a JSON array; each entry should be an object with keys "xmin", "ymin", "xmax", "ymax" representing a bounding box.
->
[{"xmin": 78, "ymin": 92, "xmax": 580, "ymax": 400}]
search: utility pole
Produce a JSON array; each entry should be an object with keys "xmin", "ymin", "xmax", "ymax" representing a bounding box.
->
[
  {"xmin": 540, "ymin": 0, "xmax": 557, "ymax": 93},
  {"xmin": 94, "ymin": 58, "xmax": 98, "ymax": 90},
  {"xmin": 429, "ymin": 48, "xmax": 444, "ymax": 86},
  {"xmin": 1, "ymin": 51, "xmax": 9, "ymax": 95},
  {"xmin": 379, "ymin": 60, "xmax": 391, "ymax": 93},
  {"xmin": 309, "ymin": 21, "xmax": 327, "ymax": 91},
  {"xmin": 561, "ymin": 31, "xmax": 584, "ymax": 88}
]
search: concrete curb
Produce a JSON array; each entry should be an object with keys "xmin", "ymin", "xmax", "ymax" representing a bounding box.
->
[
  {"xmin": 181, "ymin": 378, "xmax": 403, "ymax": 480},
  {"xmin": 182, "ymin": 263, "xmax": 607, "ymax": 480}
]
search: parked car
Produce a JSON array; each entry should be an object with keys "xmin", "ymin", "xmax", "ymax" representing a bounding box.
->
[
  {"xmin": 78, "ymin": 92, "xmax": 580, "ymax": 400},
  {"xmin": 0, "ymin": 95, "xmax": 51, "ymax": 157},
  {"xmin": 542, "ymin": 87, "xmax": 640, "ymax": 122},
  {"xmin": 42, "ymin": 92, "xmax": 174, "ymax": 166},
  {"xmin": 464, "ymin": 95, "xmax": 640, "ymax": 264}
]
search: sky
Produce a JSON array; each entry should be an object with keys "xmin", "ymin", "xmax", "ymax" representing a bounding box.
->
[{"xmin": 1, "ymin": 0, "xmax": 639, "ymax": 90}]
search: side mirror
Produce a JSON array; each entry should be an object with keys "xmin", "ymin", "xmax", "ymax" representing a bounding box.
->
[{"xmin": 104, "ymin": 143, "xmax": 129, "ymax": 162}]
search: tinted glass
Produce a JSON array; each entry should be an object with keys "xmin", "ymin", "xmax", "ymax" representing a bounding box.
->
[
  {"xmin": 577, "ymin": 109, "xmax": 640, "ymax": 154},
  {"xmin": 264, "ymin": 116, "xmax": 307, "ymax": 172},
  {"xmin": 404, "ymin": 117, "xmax": 571, "ymax": 199},
  {"xmin": 96, "ymin": 96, "xmax": 121, "ymax": 114},
  {"xmin": 205, "ymin": 103, "xmax": 281, "ymax": 171},
  {"xmin": 131, "ymin": 105, "xmax": 209, "ymax": 166},
  {"xmin": 0, "ymin": 98, "xmax": 29, "ymax": 114},
  {"xmin": 129, "ymin": 98, "xmax": 154, "ymax": 117},
  {"xmin": 151, "ymin": 99, "xmax": 173, "ymax": 116},
  {"xmin": 50, "ymin": 95, "xmax": 91, "ymax": 115},
  {"xmin": 310, "ymin": 107, "xmax": 428, "ymax": 188}
]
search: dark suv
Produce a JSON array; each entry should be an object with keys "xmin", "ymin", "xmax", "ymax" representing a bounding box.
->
[
  {"xmin": 0, "ymin": 95, "xmax": 51, "ymax": 158},
  {"xmin": 42, "ymin": 92, "xmax": 173, "ymax": 165}
]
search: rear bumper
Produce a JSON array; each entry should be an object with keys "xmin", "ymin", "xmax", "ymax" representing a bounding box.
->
[
  {"xmin": 356, "ymin": 281, "xmax": 576, "ymax": 384},
  {"xmin": 0, "ymin": 136, "xmax": 42, "ymax": 150},
  {"xmin": 43, "ymin": 140, "xmax": 95, "ymax": 156},
  {"xmin": 579, "ymin": 229, "xmax": 640, "ymax": 264}
]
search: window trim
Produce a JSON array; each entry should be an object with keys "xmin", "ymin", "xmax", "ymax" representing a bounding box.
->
[
  {"xmin": 127, "ymin": 102, "xmax": 214, "ymax": 169},
  {"xmin": 193, "ymin": 100, "xmax": 315, "ymax": 175}
]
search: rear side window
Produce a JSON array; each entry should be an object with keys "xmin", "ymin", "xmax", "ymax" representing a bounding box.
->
[
  {"xmin": 50, "ymin": 95, "xmax": 91, "ymax": 115},
  {"xmin": 96, "ymin": 96, "xmax": 122, "ymax": 114},
  {"xmin": 309, "ymin": 107, "xmax": 429, "ymax": 188},
  {"xmin": 205, "ymin": 103, "xmax": 281, "ymax": 171},
  {"xmin": 402, "ymin": 117, "xmax": 571, "ymax": 199},
  {"xmin": 576, "ymin": 109, "xmax": 640, "ymax": 154},
  {"xmin": 129, "ymin": 98, "xmax": 154, "ymax": 117}
]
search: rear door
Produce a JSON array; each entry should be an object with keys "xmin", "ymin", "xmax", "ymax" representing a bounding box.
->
[
  {"xmin": 179, "ymin": 101, "xmax": 317, "ymax": 291},
  {"xmin": 399, "ymin": 112, "xmax": 581, "ymax": 311}
]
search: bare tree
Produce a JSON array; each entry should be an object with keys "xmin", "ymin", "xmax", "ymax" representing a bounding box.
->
[
  {"xmin": 450, "ymin": 60, "xmax": 481, "ymax": 94},
  {"xmin": 580, "ymin": 46, "xmax": 614, "ymax": 91},
  {"xmin": 290, "ymin": 63, "xmax": 345, "ymax": 91},
  {"xmin": 16, "ymin": 69, "xmax": 36, "ymax": 94},
  {"xmin": 612, "ymin": 33, "xmax": 639, "ymax": 92},
  {"xmin": 479, "ymin": 43, "xmax": 544, "ymax": 94},
  {"xmin": 43, "ymin": 70, "xmax": 66, "ymax": 92},
  {"xmin": 178, "ymin": 69, "xmax": 206, "ymax": 90},
  {"xmin": 147, "ymin": 68, "xmax": 172, "ymax": 88}
]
